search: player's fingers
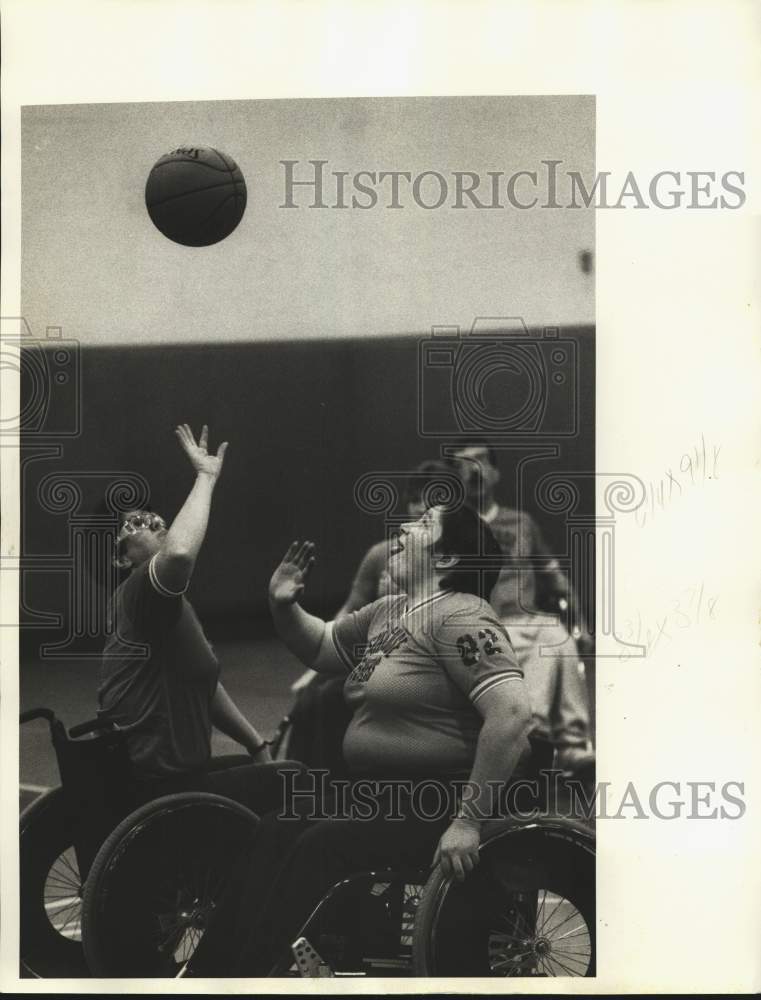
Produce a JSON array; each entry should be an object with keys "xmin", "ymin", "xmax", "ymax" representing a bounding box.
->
[
  {"xmin": 451, "ymin": 855, "xmax": 466, "ymax": 883},
  {"xmin": 200, "ymin": 424, "xmax": 209, "ymax": 449},
  {"xmin": 216, "ymin": 441, "xmax": 228, "ymax": 462},
  {"xmin": 284, "ymin": 541, "xmax": 299, "ymax": 562},
  {"xmin": 302, "ymin": 556, "xmax": 316, "ymax": 580},
  {"xmin": 175, "ymin": 425, "xmax": 191, "ymax": 449},
  {"xmin": 294, "ymin": 541, "xmax": 313, "ymax": 567}
]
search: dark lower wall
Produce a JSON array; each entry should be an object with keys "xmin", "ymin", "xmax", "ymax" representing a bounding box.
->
[{"xmin": 20, "ymin": 328, "xmax": 594, "ymax": 650}]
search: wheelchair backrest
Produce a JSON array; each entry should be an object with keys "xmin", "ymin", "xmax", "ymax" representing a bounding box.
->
[{"xmin": 52, "ymin": 724, "xmax": 133, "ymax": 814}]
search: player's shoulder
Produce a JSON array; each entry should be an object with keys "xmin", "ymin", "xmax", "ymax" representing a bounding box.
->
[
  {"xmin": 437, "ymin": 590, "xmax": 499, "ymax": 626},
  {"xmin": 366, "ymin": 592, "xmax": 407, "ymax": 627}
]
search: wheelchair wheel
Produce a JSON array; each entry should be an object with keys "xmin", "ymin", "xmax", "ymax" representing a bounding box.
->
[
  {"xmin": 413, "ymin": 821, "xmax": 595, "ymax": 977},
  {"xmin": 82, "ymin": 792, "xmax": 259, "ymax": 977},
  {"xmin": 20, "ymin": 787, "xmax": 89, "ymax": 978}
]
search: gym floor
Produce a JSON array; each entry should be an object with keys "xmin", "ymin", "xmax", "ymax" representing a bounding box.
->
[{"xmin": 19, "ymin": 638, "xmax": 304, "ymax": 811}]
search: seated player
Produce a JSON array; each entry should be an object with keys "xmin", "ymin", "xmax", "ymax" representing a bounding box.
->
[
  {"xmin": 502, "ymin": 617, "xmax": 593, "ymax": 774},
  {"xmin": 98, "ymin": 423, "xmax": 301, "ymax": 814},
  {"xmin": 284, "ymin": 460, "xmax": 454, "ymax": 772},
  {"xmin": 322, "ymin": 450, "xmax": 593, "ymax": 774},
  {"xmin": 449, "ymin": 443, "xmax": 578, "ymax": 625},
  {"xmin": 451, "ymin": 443, "xmax": 594, "ymax": 774},
  {"xmin": 191, "ymin": 501, "xmax": 533, "ymax": 976}
]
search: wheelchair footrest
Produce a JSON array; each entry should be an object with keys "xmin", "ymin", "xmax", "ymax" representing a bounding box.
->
[{"xmin": 291, "ymin": 936, "xmax": 334, "ymax": 977}]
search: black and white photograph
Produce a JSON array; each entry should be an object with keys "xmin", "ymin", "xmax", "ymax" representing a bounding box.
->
[{"xmin": 2, "ymin": 1, "xmax": 759, "ymax": 994}]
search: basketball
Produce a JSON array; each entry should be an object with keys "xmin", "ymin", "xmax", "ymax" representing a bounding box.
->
[{"xmin": 145, "ymin": 146, "xmax": 247, "ymax": 247}]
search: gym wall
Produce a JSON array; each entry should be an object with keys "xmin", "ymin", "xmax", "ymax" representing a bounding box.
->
[{"xmin": 20, "ymin": 327, "xmax": 594, "ymax": 650}]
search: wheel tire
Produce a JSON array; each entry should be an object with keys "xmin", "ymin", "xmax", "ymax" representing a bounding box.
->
[
  {"xmin": 20, "ymin": 788, "xmax": 89, "ymax": 978},
  {"xmin": 413, "ymin": 824, "xmax": 595, "ymax": 978},
  {"xmin": 82, "ymin": 792, "xmax": 259, "ymax": 977}
]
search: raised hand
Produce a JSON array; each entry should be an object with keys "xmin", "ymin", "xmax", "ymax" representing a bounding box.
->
[
  {"xmin": 175, "ymin": 424, "xmax": 228, "ymax": 481},
  {"xmin": 269, "ymin": 541, "xmax": 316, "ymax": 606}
]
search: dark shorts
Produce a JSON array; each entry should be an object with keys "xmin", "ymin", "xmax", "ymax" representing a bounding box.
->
[{"xmin": 130, "ymin": 755, "xmax": 308, "ymax": 817}]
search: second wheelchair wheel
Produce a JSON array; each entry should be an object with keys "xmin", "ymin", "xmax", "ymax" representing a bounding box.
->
[
  {"xmin": 81, "ymin": 792, "xmax": 259, "ymax": 977},
  {"xmin": 412, "ymin": 821, "xmax": 595, "ymax": 978},
  {"xmin": 20, "ymin": 787, "xmax": 89, "ymax": 978}
]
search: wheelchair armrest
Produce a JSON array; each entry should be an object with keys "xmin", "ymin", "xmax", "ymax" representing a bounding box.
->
[
  {"xmin": 20, "ymin": 707, "xmax": 56, "ymax": 725},
  {"xmin": 69, "ymin": 716, "xmax": 120, "ymax": 739}
]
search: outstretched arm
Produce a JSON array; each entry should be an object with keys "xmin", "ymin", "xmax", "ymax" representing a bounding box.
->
[
  {"xmin": 210, "ymin": 682, "xmax": 271, "ymax": 763},
  {"xmin": 153, "ymin": 424, "xmax": 228, "ymax": 594},
  {"xmin": 269, "ymin": 541, "xmax": 346, "ymax": 675}
]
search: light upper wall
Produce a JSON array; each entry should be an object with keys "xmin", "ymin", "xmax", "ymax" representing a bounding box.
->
[{"xmin": 21, "ymin": 96, "xmax": 594, "ymax": 344}]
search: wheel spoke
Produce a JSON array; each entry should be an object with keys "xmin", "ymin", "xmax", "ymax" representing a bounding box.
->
[
  {"xmin": 57, "ymin": 850, "xmax": 81, "ymax": 879},
  {"xmin": 496, "ymin": 904, "xmax": 531, "ymax": 937},
  {"xmin": 44, "ymin": 872, "xmax": 79, "ymax": 888},
  {"xmin": 491, "ymin": 949, "xmax": 533, "ymax": 968},
  {"xmin": 59, "ymin": 860, "xmax": 80, "ymax": 882},
  {"xmin": 56, "ymin": 903, "xmax": 83, "ymax": 934},
  {"xmin": 545, "ymin": 949, "xmax": 587, "ymax": 976},
  {"xmin": 49, "ymin": 905, "xmax": 81, "ymax": 930},
  {"xmin": 491, "ymin": 950, "xmax": 528, "ymax": 967},
  {"xmin": 534, "ymin": 888, "xmax": 547, "ymax": 934},
  {"xmin": 551, "ymin": 941, "xmax": 590, "ymax": 961},
  {"xmin": 538, "ymin": 954, "xmax": 552, "ymax": 976},
  {"xmin": 46, "ymin": 865, "xmax": 79, "ymax": 885},
  {"xmin": 40, "ymin": 843, "xmax": 84, "ymax": 941},
  {"xmin": 44, "ymin": 878, "xmax": 80, "ymax": 895},
  {"xmin": 552, "ymin": 950, "xmax": 590, "ymax": 965},
  {"xmin": 551, "ymin": 922, "xmax": 590, "ymax": 943},
  {"xmin": 45, "ymin": 895, "xmax": 81, "ymax": 910},
  {"xmin": 542, "ymin": 900, "xmax": 584, "ymax": 938}
]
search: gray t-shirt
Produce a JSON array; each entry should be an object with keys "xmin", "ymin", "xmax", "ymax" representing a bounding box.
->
[
  {"xmin": 332, "ymin": 591, "xmax": 524, "ymax": 776},
  {"xmin": 98, "ymin": 554, "xmax": 220, "ymax": 779}
]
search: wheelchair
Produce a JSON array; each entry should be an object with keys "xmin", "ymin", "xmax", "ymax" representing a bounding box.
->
[{"xmin": 20, "ymin": 707, "xmax": 596, "ymax": 979}]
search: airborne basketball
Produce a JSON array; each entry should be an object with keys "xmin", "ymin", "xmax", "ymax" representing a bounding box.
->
[{"xmin": 145, "ymin": 146, "xmax": 247, "ymax": 247}]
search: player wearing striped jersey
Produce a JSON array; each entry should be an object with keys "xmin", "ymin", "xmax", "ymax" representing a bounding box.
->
[
  {"xmin": 333, "ymin": 590, "xmax": 525, "ymax": 777},
  {"xmin": 189, "ymin": 502, "xmax": 533, "ymax": 976},
  {"xmin": 269, "ymin": 502, "xmax": 532, "ymax": 879}
]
